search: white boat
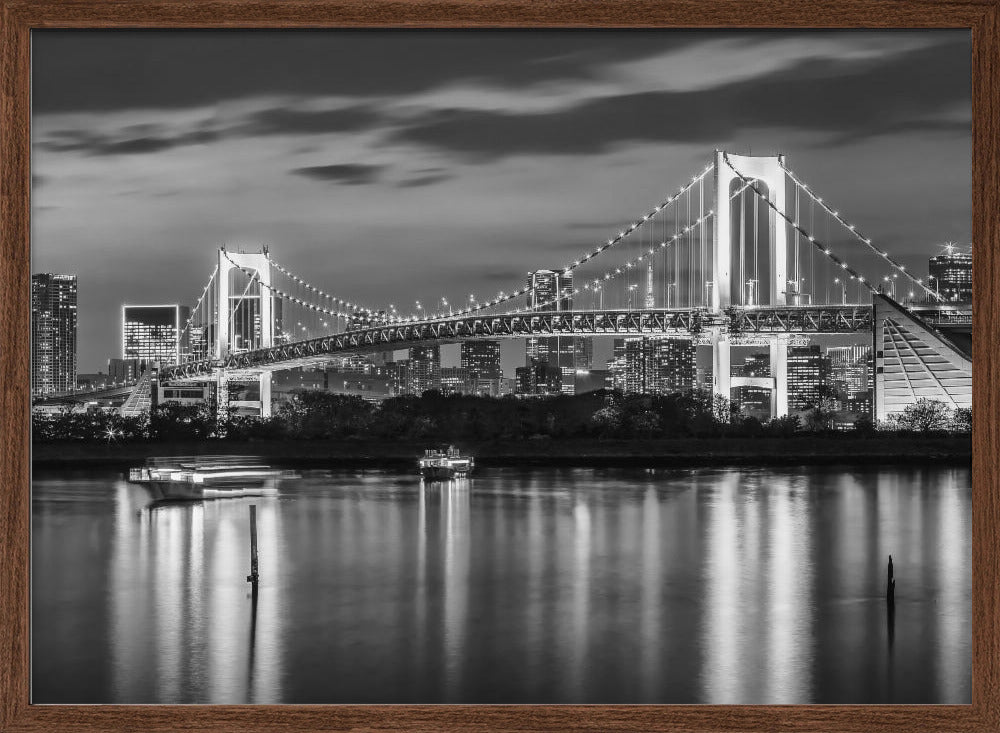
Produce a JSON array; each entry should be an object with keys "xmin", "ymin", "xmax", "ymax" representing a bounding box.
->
[
  {"xmin": 128, "ymin": 456, "xmax": 293, "ymax": 501},
  {"xmin": 418, "ymin": 446, "xmax": 474, "ymax": 480}
]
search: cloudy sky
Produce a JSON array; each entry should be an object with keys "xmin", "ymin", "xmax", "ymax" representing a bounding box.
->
[{"xmin": 32, "ymin": 30, "xmax": 971, "ymax": 373}]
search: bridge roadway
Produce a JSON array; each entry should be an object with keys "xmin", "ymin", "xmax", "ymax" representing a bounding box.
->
[{"xmin": 160, "ymin": 305, "xmax": 888, "ymax": 382}]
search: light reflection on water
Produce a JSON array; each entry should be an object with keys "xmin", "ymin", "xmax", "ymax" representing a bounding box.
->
[{"xmin": 32, "ymin": 465, "xmax": 970, "ymax": 704}]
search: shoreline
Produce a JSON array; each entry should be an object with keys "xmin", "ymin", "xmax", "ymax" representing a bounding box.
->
[{"xmin": 31, "ymin": 436, "xmax": 972, "ymax": 470}]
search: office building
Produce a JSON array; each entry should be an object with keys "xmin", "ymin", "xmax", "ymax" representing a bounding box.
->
[
  {"xmin": 407, "ymin": 345, "xmax": 440, "ymax": 395},
  {"xmin": 515, "ymin": 358, "xmax": 562, "ymax": 396},
  {"xmin": 525, "ymin": 269, "xmax": 583, "ymax": 394},
  {"xmin": 108, "ymin": 357, "xmax": 141, "ymax": 383},
  {"xmin": 459, "ymin": 342, "xmax": 503, "ymax": 395},
  {"xmin": 928, "ymin": 250, "xmax": 972, "ymax": 302},
  {"xmin": 617, "ymin": 337, "xmax": 695, "ymax": 395},
  {"xmin": 607, "ymin": 338, "xmax": 628, "ymax": 391},
  {"xmin": 31, "ymin": 273, "xmax": 78, "ymax": 396},
  {"xmin": 787, "ymin": 344, "xmax": 830, "ymax": 412},
  {"xmin": 461, "ymin": 341, "xmax": 502, "ymax": 380},
  {"xmin": 122, "ymin": 304, "xmax": 190, "ymax": 366},
  {"xmin": 624, "ymin": 338, "xmax": 647, "ymax": 394},
  {"xmin": 646, "ymin": 338, "xmax": 696, "ymax": 394},
  {"xmin": 387, "ymin": 360, "xmax": 409, "ymax": 396},
  {"xmin": 439, "ymin": 367, "xmax": 472, "ymax": 396},
  {"xmin": 828, "ymin": 344, "xmax": 872, "ymax": 414}
]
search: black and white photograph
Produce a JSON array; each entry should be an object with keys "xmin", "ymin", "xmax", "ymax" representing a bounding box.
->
[{"xmin": 30, "ymin": 29, "xmax": 972, "ymax": 705}]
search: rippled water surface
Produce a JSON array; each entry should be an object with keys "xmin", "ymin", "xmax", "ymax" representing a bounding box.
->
[{"xmin": 32, "ymin": 465, "xmax": 970, "ymax": 704}]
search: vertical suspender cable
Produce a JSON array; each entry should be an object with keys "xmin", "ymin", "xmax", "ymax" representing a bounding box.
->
[{"xmin": 739, "ymin": 184, "xmax": 746, "ymax": 305}]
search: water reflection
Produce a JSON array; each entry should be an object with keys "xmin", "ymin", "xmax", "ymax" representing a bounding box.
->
[{"xmin": 32, "ymin": 465, "xmax": 970, "ymax": 704}]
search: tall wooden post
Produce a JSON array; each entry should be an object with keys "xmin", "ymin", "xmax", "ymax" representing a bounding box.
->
[
  {"xmin": 247, "ymin": 504, "xmax": 259, "ymax": 585},
  {"xmin": 886, "ymin": 554, "xmax": 895, "ymax": 606}
]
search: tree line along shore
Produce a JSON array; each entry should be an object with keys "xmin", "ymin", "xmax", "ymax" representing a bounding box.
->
[{"xmin": 32, "ymin": 389, "xmax": 971, "ymax": 468}]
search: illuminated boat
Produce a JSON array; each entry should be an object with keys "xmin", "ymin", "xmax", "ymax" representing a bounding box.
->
[
  {"xmin": 128, "ymin": 456, "xmax": 293, "ymax": 501},
  {"xmin": 418, "ymin": 446, "xmax": 474, "ymax": 480}
]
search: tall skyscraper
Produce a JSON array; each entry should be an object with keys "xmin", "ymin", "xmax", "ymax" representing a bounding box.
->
[
  {"xmin": 460, "ymin": 340, "xmax": 502, "ymax": 380},
  {"xmin": 787, "ymin": 344, "xmax": 830, "ymax": 411},
  {"xmin": 525, "ymin": 269, "xmax": 582, "ymax": 394},
  {"xmin": 122, "ymin": 304, "xmax": 190, "ymax": 366},
  {"xmin": 928, "ymin": 250, "xmax": 972, "ymax": 302},
  {"xmin": 607, "ymin": 338, "xmax": 628, "ymax": 391},
  {"xmin": 407, "ymin": 345, "xmax": 440, "ymax": 395},
  {"xmin": 31, "ymin": 273, "xmax": 78, "ymax": 396},
  {"xmin": 624, "ymin": 338, "xmax": 648, "ymax": 394},
  {"xmin": 461, "ymin": 340, "xmax": 503, "ymax": 396},
  {"xmin": 827, "ymin": 344, "xmax": 872, "ymax": 414},
  {"xmin": 617, "ymin": 337, "xmax": 695, "ymax": 395},
  {"xmin": 645, "ymin": 337, "xmax": 696, "ymax": 394}
]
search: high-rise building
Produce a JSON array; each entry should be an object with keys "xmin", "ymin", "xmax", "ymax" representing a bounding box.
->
[
  {"xmin": 108, "ymin": 357, "xmax": 141, "ymax": 384},
  {"xmin": 460, "ymin": 340, "xmax": 502, "ymax": 380},
  {"xmin": 525, "ymin": 269, "xmax": 582, "ymax": 394},
  {"xmin": 122, "ymin": 304, "xmax": 190, "ymax": 366},
  {"xmin": 827, "ymin": 344, "xmax": 872, "ymax": 414},
  {"xmin": 439, "ymin": 367, "xmax": 472, "ymax": 396},
  {"xmin": 787, "ymin": 344, "xmax": 830, "ymax": 411},
  {"xmin": 607, "ymin": 338, "xmax": 628, "ymax": 391},
  {"xmin": 617, "ymin": 337, "xmax": 695, "ymax": 395},
  {"xmin": 387, "ymin": 360, "xmax": 409, "ymax": 396},
  {"xmin": 31, "ymin": 273, "xmax": 78, "ymax": 396},
  {"xmin": 515, "ymin": 357, "xmax": 562, "ymax": 396},
  {"xmin": 928, "ymin": 250, "xmax": 972, "ymax": 302},
  {"xmin": 407, "ymin": 345, "xmax": 440, "ymax": 395},
  {"xmin": 461, "ymin": 340, "xmax": 502, "ymax": 396},
  {"xmin": 646, "ymin": 338, "xmax": 696, "ymax": 394},
  {"xmin": 624, "ymin": 338, "xmax": 647, "ymax": 394}
]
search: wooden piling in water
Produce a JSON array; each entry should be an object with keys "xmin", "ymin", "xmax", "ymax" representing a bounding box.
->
[
  {"xmin": 247, "ymin": 504, "xmax": 259, "ymax": 585},
  {"xmin": 886, "ymin": 554, "xmax": 895, "ymax": 606}
]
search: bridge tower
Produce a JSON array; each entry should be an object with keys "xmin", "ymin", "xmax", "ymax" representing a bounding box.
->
[
  {"xmin": 710, "ymin": 151, "xmax": 790, "ymax": 418},
  {"xmin": 215, "ymin": 247, "xmax": 274, "ymax": 417}
]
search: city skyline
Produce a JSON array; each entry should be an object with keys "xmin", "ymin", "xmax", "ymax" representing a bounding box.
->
[{"xmin": 32, "ymin": 30, "xmax": 971, "ymax": 373}]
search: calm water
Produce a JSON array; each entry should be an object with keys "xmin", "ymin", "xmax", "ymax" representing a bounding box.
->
[{"xmin": 32, "ymin": 465, "xmax": 970, "ymax": 704}]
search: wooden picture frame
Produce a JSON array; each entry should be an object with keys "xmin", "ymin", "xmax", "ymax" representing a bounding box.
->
[{"xmin": 2, "ymin": 1, "xmax": 997, "ymax": 730}]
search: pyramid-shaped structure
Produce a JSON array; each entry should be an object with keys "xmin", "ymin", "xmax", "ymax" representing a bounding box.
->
[{"xmin": 874, "ymin": 294, "xmax": 971, "ymax": 422}]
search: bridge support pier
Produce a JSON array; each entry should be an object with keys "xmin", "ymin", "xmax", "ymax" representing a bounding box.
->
[
  {"xmin": 769, "ymin": 335, "xmax": 789, "ymax": 418},
  {"xmin": 259, "ymin": 373, "xmax": 272, "ymax": 418},
  {"xmin": 711, "ymin": 329, "xmax": 731, "ymax": 410}
]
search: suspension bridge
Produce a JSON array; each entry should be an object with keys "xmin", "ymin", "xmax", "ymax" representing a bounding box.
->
[{"xmin": 46, "ymin": 150, "xmax": 972, "ymax": 423}]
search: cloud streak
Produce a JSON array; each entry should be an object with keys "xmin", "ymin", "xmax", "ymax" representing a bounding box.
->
[
  {"xmin": 291, "ymin": 163, "xmax": 385, "ymax": 185},
  {"xmin": 386, "ymin": 37, "xmax": 969, "ymax": 160}
]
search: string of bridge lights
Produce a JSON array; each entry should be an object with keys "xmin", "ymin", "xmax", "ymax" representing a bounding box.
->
[
  {"xmin": 516, "ymin": 176, "xmax": 772, "ymax": 312},
  {"xmin": 408, "ymin": 162, "xmax": 717, "ymax": 323},
  {"xmin": 777, "ymin": 160, "xmax": 940, "ymax": 301},
  {"xmin": 511, "ymin": 211, "xmax": 716, "ymax": 315},
  {"xmin": 264, "ymin": 251, "xmax": 378, "ymax": 316},
  {"xmin": 217, "ymin": 165, "xmax": 715, "ymax": 327},
  {"xmin": 224, "ymin": 168, "xmax": 736, "ymax": 327},
  {"xmin": 221, "ymin": 251, "xmax": 359, "ymax": 322},
  {"xmin": 178, "ymin": 264, "xmax": 219, "ymax": 339},
  {"xmin": 723, "ymin": 153, "xmax": 878, "ymax": 296}
]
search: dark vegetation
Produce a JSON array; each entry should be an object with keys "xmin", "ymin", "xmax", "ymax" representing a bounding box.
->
[{"xmin": 32, "ymin": 389, "xmax": 971, "ymax": 444}]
